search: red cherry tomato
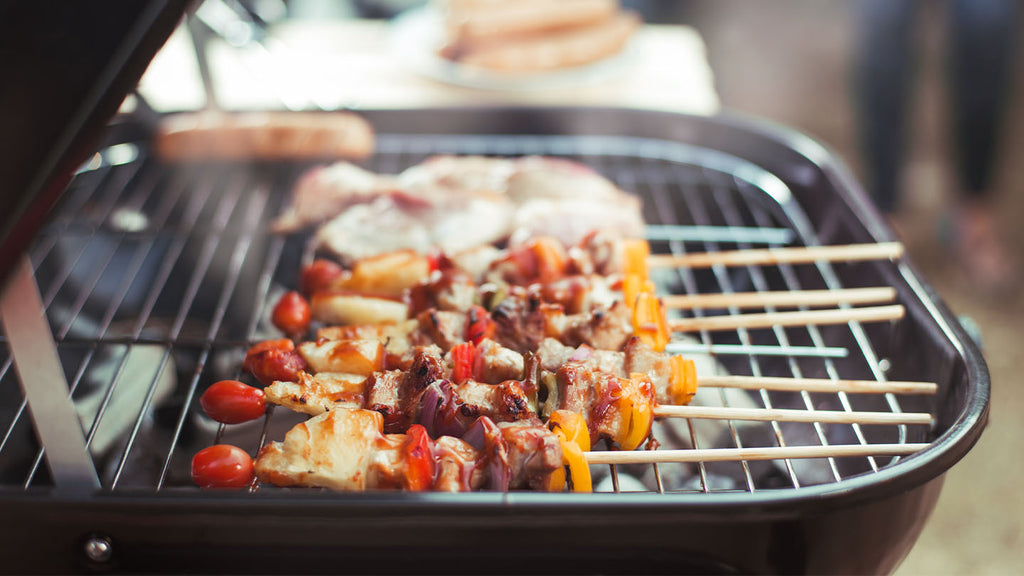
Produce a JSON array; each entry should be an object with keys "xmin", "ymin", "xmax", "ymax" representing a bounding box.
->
[
  {"xmin": 191, "ymin": 445, "xmax": 255, "ymax": 489},
  {"xmin": 272, "ymin": 291, "xmax": 311, "ymax": 336},
  {"xmin": 243, "ymin": 339, "xmax": 307, "ymax": 385},
  {"xmin": 200, "ymin": 380, "xmax": 266, "ymax": 424},
  {"xmin": 300, "ymin": 259, "xmax": 344, "ymax": 296},
  {"xmin": 403, "ymin": 425, "xmax": 436, "ymax": 491}
]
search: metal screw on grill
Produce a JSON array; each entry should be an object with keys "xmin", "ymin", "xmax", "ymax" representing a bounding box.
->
[{"xmin": 83, "ymin": 536, "xmax": 113, "ymax": 564}]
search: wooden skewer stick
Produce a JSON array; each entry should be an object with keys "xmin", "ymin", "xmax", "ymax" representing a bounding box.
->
[
  {"xmin": 653, "ymin": 405, "xmax": 932, "ymax": 426},
  {"xmin": 584, "ymin": 443, "xmax": 929, "ymax": 465},
  {"xmin": 697, "ymin": 374, "xmax": 937, "ymax": 396},
  {"xmin": 669, "ymin": 304, "xmax": 904, "ymax": 332},
  {"xmin": 647, "ymin": 242, "xmax": 904, "ymax": 270},
  {"xmin": 662, "ymin": 287, "xmax": 897, "ymax": 310}
]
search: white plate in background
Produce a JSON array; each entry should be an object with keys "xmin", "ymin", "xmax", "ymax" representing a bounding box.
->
[{"xmin": 389, "ymin": 7, "xmax": 636, "ymax": 92}]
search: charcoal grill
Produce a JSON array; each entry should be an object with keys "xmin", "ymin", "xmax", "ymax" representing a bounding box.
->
[{"xmin": 0, "ymin": 104, "xmax": 989, "ymax": 574}]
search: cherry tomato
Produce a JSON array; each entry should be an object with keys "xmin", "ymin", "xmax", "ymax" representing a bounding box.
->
[
  {"xmin": 300, "ymin": 259, "xmax": 344, "ymax": 296},
  {"xmin": 243, "ymin": 339, "xmax": 307, "ymax": 385},
  {"xmin": 200, "ymin": 380, "xmax": 266, "ymax": 424},
  {"xmin": 465, "ymin": 305, "xmax": 495, "ymax": 346},
  {"xmin": 272, "ymin": 291, "xmax": 311, "ymax": 336},
  {"xmin": 191, "ymin": 444, "xmax": 255, "ymax": 489},
  {"xmin": 402, "ymin": 425, "xmax": 436, "ymax": 491}
]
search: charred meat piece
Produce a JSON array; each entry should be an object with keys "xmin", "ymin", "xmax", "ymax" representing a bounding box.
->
[
  {"xmin": 622, "ymin": 336, "xmax": 673, "ymax": 404},
  {"xmin": 434, "ymin": 435, "xmax": 485, "ymax": 492},
  {"xmin": 539, "ymin": 336, "xmax": 673, "ymax": 405},
  {"xmin": 498, "ymin": 420, "xmax": 563, "ymax": 491},
  {"xmin": 416, "ymin": 309, "xmax": 469, "ymax": 352},
  {"xmin": 418, "ymin": 378, "xmax": 535, "ymax": 438},
  {"xmin": 555, "ymin": 361, "xmax": 594, "ymax": 415},
  {"xmin": 536, "ymin": 338, "xmax": 624, "ymax": 379},
  {"xmin": 546, "ymin": 300, "xmax": 634, "ymax": 351},
  {"xmin": 407, "ymin": 269, "xmax": 478, "ymax": 316},
  {"xmin": 473, "ymin": 338, "xmax": 526, "ymax": 384},
  {"xmin": 364, "ymin": 369, "xmax": 407, "ymax": 433},
  {"xmin": 568, "ymin": 229, "xmax": 627, "ymax": 277},
  {"xmin": 489, "ymin": 288, "xmax": 547, "ymax": 352},
  {"xmin": 535, "ymin": 274, "xmax": 619, "ymax": 315}
]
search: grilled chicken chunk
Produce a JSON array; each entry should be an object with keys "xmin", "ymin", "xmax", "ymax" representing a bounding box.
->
[
  {"xmin": 264, "ymin": 372, "xmax": 367, "ymax": 415},
  {"xmin": 271, "ymin": 162, "xmax": 385, "ymax": 232},
  {"xmin": 255, "ymin": 408, "xmax": 393, "ymax": 491},
  {"xmin": 276, "ymin": 155, "xmax": 643, "ymax": 262},
  {"xmin": 315, "ymin": 191, "xmax": 515, "ymax": 263}
]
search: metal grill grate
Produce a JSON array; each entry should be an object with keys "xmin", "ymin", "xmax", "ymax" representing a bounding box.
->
[{"xmin": 0, "ymin": 131, "xmax": 934, "ymax": 495}]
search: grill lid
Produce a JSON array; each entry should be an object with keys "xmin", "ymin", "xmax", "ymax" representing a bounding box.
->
[{"xmin": 0, "ymin": 0, "xmax": 188, "ymax": 290}]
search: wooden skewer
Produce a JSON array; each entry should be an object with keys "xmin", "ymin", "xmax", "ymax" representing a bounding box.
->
[
  {"xmin": 647, "ymin": 242, "xmax": 904, "ymax": 270},
  {"xmin": 697, "ymin": 374, "xmax": 937, "ymax": 396},
  {"xmin": 662, "ymin": 287, "xmax": 897, "ymax": 310},
  {"xmin": 653, "ymin": 405, "xmax": 932, "ymax": 426},
  {"xmin": 584, "ymin": 443, "xmax": 929, "ymax": 465},
  {"xmin": 669, "ymin": 304, "xmax": 904, "ymax": 332}
]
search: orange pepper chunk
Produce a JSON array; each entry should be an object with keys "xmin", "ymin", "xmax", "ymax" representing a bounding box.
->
[
  {"xmin": 622, "ymin": 239, "xmax": 650, "ymax": 280},
  {"xmin": 668, "ymin": 356, "xmax": 698, "ymax": 405},
  {"xmin": 622, "ymin": 274, "xmax": 656, "ymax": 312},
  {"xmin": 547, "ymin": 410, "xmax": 593, "ymax": 492},
  {"xmin": 617, "ymin": 373, "xmax": 655, "ymax": 451},
  {"xmin": 548, "ymin": 410, "xmax": 592, "ymax": 452},
  {"xmin": 632, "ymin": 292, "xmax": 670, "ymax": 352}
]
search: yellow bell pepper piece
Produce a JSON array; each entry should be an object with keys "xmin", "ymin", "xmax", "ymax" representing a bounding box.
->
[
  {"xmin": 547, "ymin": 461, "xmax": 567, "ymax": 492},
  {"xmin": 548, "ymin": 410, "xmax": 592, "ymax": 452},
  {"xmin": 668, "ymin": 356, "xmax": 698, "ymax": 405},
  {"xmin": 548, "ymin": 410, "xmax": 593, "ymax": 492},
  {"xmin": 622, "ymin": 274, "xmax": 656, "ymax": 312},
  {"xmin": 632, "ymin": 292, "xmax": 670, "ymax": 352},
  {"xmin": 560, "ymin": 440, "xmax": 592, "ymax": 492},
  {"xmin": 617, "ymin": 374, "xmax": 655, "ymax": 451},
  {"xmin": 622, "ymin": 239, "xmax": 650, "ymax": 280}
]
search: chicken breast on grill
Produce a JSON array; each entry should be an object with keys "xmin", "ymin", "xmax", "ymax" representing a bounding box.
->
[
  {"xmin": 274, "ymin": 155, "xmax": 644, "ymax": 262},
  {"xmin": 255, "ymin": 408, "xmax": 389, "ymax": 491}
]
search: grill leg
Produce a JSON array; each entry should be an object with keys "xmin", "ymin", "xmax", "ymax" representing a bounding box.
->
[{"xmin": 1, "ymin": 255, "xmax": 99, "ymax": 494}]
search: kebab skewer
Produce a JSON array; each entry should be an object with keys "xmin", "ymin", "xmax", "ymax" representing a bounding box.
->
[
  {"xmin": 193, "ymin": 236, "xmax": 918, "ymax": 492},
  {"xmin": 190, "ymin": 329, "xmax": 933, "ymax": 492}
]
